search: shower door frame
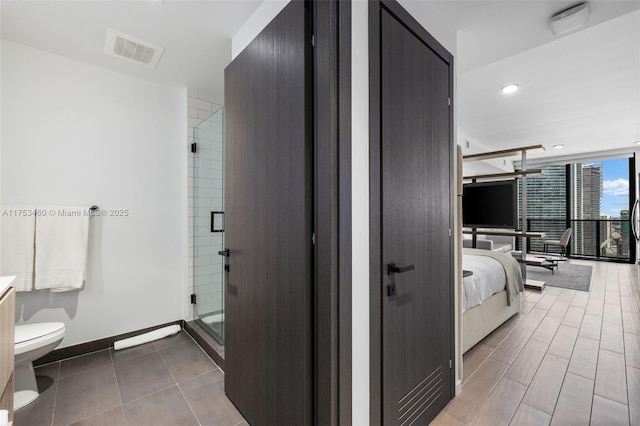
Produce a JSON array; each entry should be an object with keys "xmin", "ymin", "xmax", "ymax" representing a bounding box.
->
[{"xmin": 192, "ymin": 107, "xmax": 226, "ymax": 346}]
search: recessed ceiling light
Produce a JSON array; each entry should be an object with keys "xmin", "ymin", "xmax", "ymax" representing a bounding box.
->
[
  {"xmin": 635, "ymin": 141, "xmax": 640, "ymax": 145},
  {"xmin": 501, "ymin": 84, "xmax": 519, "ymax": 94},
  {"xmin": 553, "ymin": 144, "xmax": 564, "ymax": 149}
]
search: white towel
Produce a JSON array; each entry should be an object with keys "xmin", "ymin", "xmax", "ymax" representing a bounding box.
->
[
  {"xmin": 0, "ymin": 206, "xmax": 36, "ymax": 291},
  {"xmin": 35, "ymin": 206, "xmax": 90, "ymax": 292}
]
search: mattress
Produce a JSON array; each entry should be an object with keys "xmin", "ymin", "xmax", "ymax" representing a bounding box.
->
[{"xmin": 462, "ymin": 253, "xmax": 507, "ymax": 312}]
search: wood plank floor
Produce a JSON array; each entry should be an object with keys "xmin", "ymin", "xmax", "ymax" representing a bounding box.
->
[{"xmin": 433, "ymin": 260, "xmax": 640, "ymax": 426}]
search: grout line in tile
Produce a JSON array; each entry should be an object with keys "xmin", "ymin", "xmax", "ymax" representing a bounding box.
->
[
  {"xmin": 110, "ymin": 344, "xmax": 159, "ymax": 365},
  {"xmin": 548, "ymin": 358, "xmax": 570, "ymax": 417},
  {"xmin": 108, "ymin": 349, "xmax": 128, "ymax": 426},
  {"xmin": 466, "ymin": 289, "xmax": 551, "ymax": 386},
  {"xmin": 57, "ymin": 362, "xmax": 113, "ymax": 381},
  {"xmin": 120, "ymin": 383, "xmax": 177, "ymax": 407},
  {"xmin": 460, "ymin": 261, "xmax": 638, "ymax": 425},
  {"xmin": 156, "ymin": 339, "xmax": 203, "ymax": 426},
  {"xmin": 464, "ymin": 366, "xmax": 512, "ymax": 424},
  {"xmin": 443, "ymin": 409, "xmax": 468, "ymax": 425},
  {"xmin": 57, "ymin": 347, "xmax": 111, "ymax": 364},
  {"xmin": 49, "ymin": 365, "xmax": 60, "ymax": 426},
  {"xmin": 627, "ymin": 352, "xmax": 635, "ymax": 425},
  {"xmin": 507, "ymin": 378, "xmax": 529, "ymax": 426},
  {"xmin": 463, "ymin": 327, "xmax": 513, "ymax": 384},
  {"xmin": 464, "ymin": 320, "xmax": 540, "ymax": 423},
  {"xmin": 35, "ymin": 359, "xmax": 63, "ymax": 369},
  {"xmin": 585, "ymin": 263, "xmax": 610, "ymax": 424},
  {"xmin": 179, "ymin": 366, "xmax": 223, "ymax": 388},
  {"xmin": 63, "ymin": 405, "xmax": 125, "ymax": 426},
  {"xmin": 176, "ymin": 384, "xmax": 201, "ymax": 425},
  {"xmin": 183, "ymin": 329, "xmax": 221, "ymax": 368}
]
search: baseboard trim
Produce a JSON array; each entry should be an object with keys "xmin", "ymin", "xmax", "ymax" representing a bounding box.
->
[
  {"xmin": 455, "ymin": 379, "xmax": 463, "ymax": 395},
  {"xmin": 33, "ymin": 319, "xmax": 184, "ymax": 366}
]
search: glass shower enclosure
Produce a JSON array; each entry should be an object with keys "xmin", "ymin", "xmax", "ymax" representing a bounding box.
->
[{"xmin": 192, "ymin": 107, "xmax": 225, "ymax": 344}]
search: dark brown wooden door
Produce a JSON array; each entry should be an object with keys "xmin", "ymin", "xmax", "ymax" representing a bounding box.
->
[
  {"xmin": 223, "ymin": 2, "xmax": 313, "ymax": 424},
  {"xmin": 380, "ymin": 7, "xmax": 453, "ymax": 425}
]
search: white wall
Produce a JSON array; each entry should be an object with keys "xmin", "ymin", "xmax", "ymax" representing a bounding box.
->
[
  {"xmin": 231, "ymin": 0, "xmax": 290, "ymax": 60},
  {"xmin": 1, "ymin": 40, "xmax": 187, "ymax": 348},
  {"xmin": 398, "ymin": 1, "xmax": 457, "ymax": 56},
  {"xmin": 351, "ymin": 1, "xmax": 370, "ymax": 423},
  {"xmin": 460, "ymin": 131, "xmax": 515, "ymax": 175}
]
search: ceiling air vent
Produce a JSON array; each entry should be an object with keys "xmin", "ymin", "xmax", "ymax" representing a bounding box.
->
[
  {"xmin": 550, "ymin": 3, "xmax": 590, "ymax": 36},
  {"xmin": 104, "ymin": 27, "xmax": 165, "ymax": 68}
]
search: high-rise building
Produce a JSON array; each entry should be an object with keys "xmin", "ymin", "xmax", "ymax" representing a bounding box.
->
[
  {"xmin": 521, "ymin": 165, "xmax": 566, "ymax": 252},
  {"xmin": 525, "ymin": 165, "xmax": 566, "ymax": 219},
  {"xmin": 600, "ymin": 214, "xmax": 613, "ymax": 256},
  {"xmin": 577, "ymin": 164, "xmax": 603, "ymax": 256},
  {"xmin": 581, "ymin": 164, "xmax": 603, "ymax": 219},
  {"xmin": 521, "ymin": 163, "xmax": 603, "ymax": 256},
  {"xmin": 620, "ymin": 209, "xmax": 630, "ymax": 256}
]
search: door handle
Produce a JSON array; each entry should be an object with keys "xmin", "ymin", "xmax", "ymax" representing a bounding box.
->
[
  {"xmin": 388, "ymin": 263, "xmax": 415, "ymax": 275},
  {"xmin": 387, "ymin": 263, "xmax": 415, "ymax": 296},
  {"xmin": 211, "ymin": 211, "xmax": 225, "ymax": 233},
  {"xmin": 219, "ymin": 249, "xmax": 230, "ymax": 272}
]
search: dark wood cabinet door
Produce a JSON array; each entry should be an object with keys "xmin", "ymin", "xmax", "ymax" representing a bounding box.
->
[{"xmin": 223, "ymin": 1, "xmax": 312, "ymax": 424}]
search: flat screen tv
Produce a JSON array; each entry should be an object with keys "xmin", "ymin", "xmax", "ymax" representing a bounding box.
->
[{"xmin": 463, "ymin": 180, "xmax": 518, "ymax": 229}]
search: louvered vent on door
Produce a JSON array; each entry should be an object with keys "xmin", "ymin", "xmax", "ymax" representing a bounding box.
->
[{"xmin": 398, "ymin": 366, "xmax": 443, "ymax": 425}]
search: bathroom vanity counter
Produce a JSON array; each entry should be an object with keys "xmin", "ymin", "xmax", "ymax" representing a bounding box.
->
[
  {"xmin": 0, "ymin": 284, "xmax": 15, "ymax": 424},
  {"xmin": 0, "ymin": 276, "xmax": 16, "ymax": 299}
]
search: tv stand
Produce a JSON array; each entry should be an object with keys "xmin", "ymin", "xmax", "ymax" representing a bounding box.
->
[{"xmin": 463, "ymin": 144, "xmax": 546, "ymax": 289}]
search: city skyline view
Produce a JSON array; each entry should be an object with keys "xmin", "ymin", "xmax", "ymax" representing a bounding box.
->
[
  {"xmin": 522, "ymin": 157, "xmax": 632, "ymax": 259},
  {"xmin": 600, "ymin": 157, "xmax": 631, "ymax": 218}
]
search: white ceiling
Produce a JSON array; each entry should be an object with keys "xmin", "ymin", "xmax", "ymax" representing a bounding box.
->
[
  {"xmin": 459, "ymin": 10, "xmax": 639, "ymax": 160},
  {"xmin": 406, "ymin": 1, "xmax": 640, "ymax": 162},
  {"xmin": 0, "ymin": 0, "xmax": 262, "ymax": 104},
  {"xmin": 1, "ymin": 0, "xmax": 639, "ymax": 162},
  {"xmin": 405, "ymin": 1, "xmax": 640, "ymax": 73}
]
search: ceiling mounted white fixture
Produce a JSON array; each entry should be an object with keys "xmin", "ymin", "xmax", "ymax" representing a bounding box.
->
[
  {"xmin": 635, "ymin": 141, "xmax": 640, "ymax": 145},
  {"xmin": 553, "ymin": 144, "xmax": 565, "ymax": 149},
  {"xmin": 501, "ymin": 84, "xmax": 519, "ymax": 94},
  {"xmin": 550, "ymin": 3, "xmax": 590, "ymax": 36},
  {"xmin": 104, "ymin": 28, "xmax": 165, "ymax": 68}
]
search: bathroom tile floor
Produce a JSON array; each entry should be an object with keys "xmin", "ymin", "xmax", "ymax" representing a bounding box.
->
[{"xmin": 14, "ymin": 331, "xmax": 248, "ymax": 426}]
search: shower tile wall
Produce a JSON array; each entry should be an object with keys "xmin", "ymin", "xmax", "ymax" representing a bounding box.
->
[{"xmin": 187, "ymin": 90, "xmax": 224, "ymax": 320}]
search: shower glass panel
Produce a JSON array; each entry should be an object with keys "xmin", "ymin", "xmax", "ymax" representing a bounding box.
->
[{"xmin": 192, "ymin": 107, "xmax": 225, "ymax": 344}]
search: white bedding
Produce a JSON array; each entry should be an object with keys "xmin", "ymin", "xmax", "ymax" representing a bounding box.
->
[{"xmin": 462, "ymin": 254, "xmax": 507, "ymax": 312}]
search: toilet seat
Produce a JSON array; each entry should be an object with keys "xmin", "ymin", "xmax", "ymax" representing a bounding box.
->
[
  {"xmin": 13, "ymin": 322, "xmax": 66, "ymax": 410},
  {"xmin": 15, "ymin": 322, "xmax": 65, "ymax": 355}
]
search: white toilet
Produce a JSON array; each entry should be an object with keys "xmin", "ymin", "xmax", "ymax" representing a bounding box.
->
[{"xmin": 14, "ymin": 322, "xmax": 65, "ymax": 410}]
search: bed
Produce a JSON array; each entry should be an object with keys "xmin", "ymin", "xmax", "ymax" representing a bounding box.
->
[{"xmin": 462, "ymin": 247, "xmax": 524, "ymax": 353}]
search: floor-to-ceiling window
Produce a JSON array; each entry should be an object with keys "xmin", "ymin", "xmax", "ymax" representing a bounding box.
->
[{"xmin": 520, "ymin": 156, "xmax": 635, "ymax": 263}]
